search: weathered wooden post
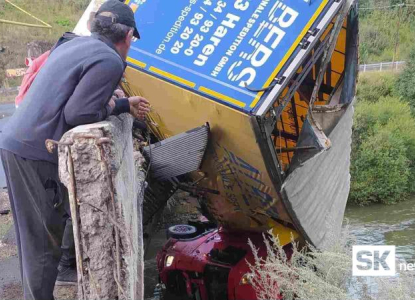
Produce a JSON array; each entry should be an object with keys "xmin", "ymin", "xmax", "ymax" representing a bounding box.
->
[{"xmin": 55, "ymin": 114, "xmax": 145, "ymax": 300}]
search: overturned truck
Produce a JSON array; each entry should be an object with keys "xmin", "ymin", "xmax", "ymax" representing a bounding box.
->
[{"xmin": 77, "ymin": 0, "xmax": 359, "ymax": 299}]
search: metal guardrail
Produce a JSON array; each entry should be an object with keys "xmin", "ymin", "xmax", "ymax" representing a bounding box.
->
[{"xmin": 359, "ymin": 61, "xmax": 406, "ymax": 72}]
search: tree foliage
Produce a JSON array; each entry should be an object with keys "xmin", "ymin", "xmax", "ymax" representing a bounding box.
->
[
  {"xmin": 359, "ymin": 1, "xmax": 415, "ymax": 63},
  {"xmin": 350, "ymin": 97, "xmax": 415, "ymax": 205},
  {"xmin": 395, "ymin": 46, "xmax": 415, "ymax": 106}
]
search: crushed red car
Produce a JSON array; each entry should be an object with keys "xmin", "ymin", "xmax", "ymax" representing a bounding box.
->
[{"xmin": 156, "ymin": 223, "xmax": 291, "ymax": 300}]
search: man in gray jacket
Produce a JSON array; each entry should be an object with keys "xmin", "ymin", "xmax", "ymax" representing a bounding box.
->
[{"xmin": 0, "ymin": 1, "xmax": 149, "ymax": 299}]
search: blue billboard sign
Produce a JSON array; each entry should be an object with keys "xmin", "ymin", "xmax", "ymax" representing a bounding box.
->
[{"xmin": 126, "ymin": 0, "xmax": 329, "ymax": 112}]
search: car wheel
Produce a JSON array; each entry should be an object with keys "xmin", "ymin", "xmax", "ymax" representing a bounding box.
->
[{"xmin": 167, "ymin": 225, "xmax": 197, "ymax": 239}]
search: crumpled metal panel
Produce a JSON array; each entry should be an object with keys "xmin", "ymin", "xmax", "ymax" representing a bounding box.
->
[
  {"xmin": 143, "ymin": 124, "xmax": 209, "ymax": 180},
  {"xmin": 282, "ymin": 102, "xmax": 354, "ymax": 249}
]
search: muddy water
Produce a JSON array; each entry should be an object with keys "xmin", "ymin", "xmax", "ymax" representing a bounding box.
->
[{"xmin": 345, "ymin": 197, "xmax": 415, "ymax": 262}]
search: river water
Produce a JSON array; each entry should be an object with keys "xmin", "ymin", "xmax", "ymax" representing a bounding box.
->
[
  {"xmin": 345, "ymin": 197, "xmax": 415, "ymax": 262},
  {"xmin": 345, "ymin": 199, "xmax": 415, "ymax": 298}
]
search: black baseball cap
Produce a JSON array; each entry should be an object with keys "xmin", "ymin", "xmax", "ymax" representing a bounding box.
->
[{"xmin": 96, "ymin": 0, "xmax": 140, "ymax": 39}]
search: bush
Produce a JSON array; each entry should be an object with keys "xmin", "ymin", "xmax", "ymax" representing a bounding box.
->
[
  {"xmin": 350, "ymin": 128, "xmax": 410, "ymax": 205},
  {"xmin": 352, "ymin": 97, "xmax": 415, "ymax": 146},
  {"xmin": 350, "ymin": 97, "xmax": 415, "ymax": 205},
  {"xmin": 357, "ymin": 72, "xmax": 396, "ymax": 103},
  {"xmin": 395, "ymin": 46, "xmax": 415, "ymax": 108}
]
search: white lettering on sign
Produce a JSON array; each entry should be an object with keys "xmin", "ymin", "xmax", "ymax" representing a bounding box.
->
[
  {"xmin": 234, "ymin": 0, "xmax": 250, "ymax": 11},
  {"xmin": 156, "ymin": 0, "xmax": 197, "ymax": 55},
  {"xmin": 212, "ymin": 0, "xmax": 270, "ymax": 78},
  {"xmin": 211, "ymin": 56, "xmax": 229, "ymax": 77},
  {"xmin": 194, "ymin": 13, "xmax": 240, "ymax": 67},
  {"xmin": 227, "ymin": 1, "xmax": 299, "ymax": 87}
]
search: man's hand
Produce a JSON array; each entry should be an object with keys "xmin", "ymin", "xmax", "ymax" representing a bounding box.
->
[
  {"xmin": 110, "ymin": 89, "xmax": 125, "ymax": 109},
  {"xmin": 128, "ymin": 96, "xmax": 150, "ymax": 120},
  {"xmin": 109, "ymin": 98, "xmax": 116, "ymax": 110},
  {"xmin": 113, "ymin": 89, "xmax": 125, "ymax": 99}
]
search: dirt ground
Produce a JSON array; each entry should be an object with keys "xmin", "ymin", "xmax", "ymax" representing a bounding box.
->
[
  {"xmin": 0, "ymin": 189, "xmax": 21, "ymax": 300},
  {"xmin": 0, "ymin": 188, "xmax": 201, "ymax": 300},
  {"xmin": 0, "ymin": 92, "xmax": 17, "ymax": 104}
]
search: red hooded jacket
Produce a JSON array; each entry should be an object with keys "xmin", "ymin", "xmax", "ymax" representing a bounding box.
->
[
  {"xmin": 15, "ymin": 32, "xmax": 78, "ymax": 107},
  {"xmin": 15, "ymin": 51, "xmax": 50, "ymax": 107}
]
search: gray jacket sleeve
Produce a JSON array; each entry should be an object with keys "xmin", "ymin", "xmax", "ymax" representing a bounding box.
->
[{"xmin": 64, "ymin": 52, "xmax": 124, "ymax": 126}]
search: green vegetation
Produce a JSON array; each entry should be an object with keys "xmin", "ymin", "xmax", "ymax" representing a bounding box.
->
[
  {"xmin": 350, "ymin": 97, "xmax": 415, "ymax": 205},
  {"xmin": 356, "ymin": 72, "xmax": 396, "ymax": 102},
  {"xmin": 359, "ymin": 0, "xmax": 415, "ymax": 63},
  {"xmin": 395, "ymin": 47, "xmax": 415, "ymax": 106},
  {"xmin": 350, "ymin": 45, "xmax": 415, "ymax": 205},
  {"xmin": 0, "ymin": 0, "xmax": 89, "ymax": 88},
  {"xmin": 351, "ymin": 1, "xmax": 415, "ymax": 205}
]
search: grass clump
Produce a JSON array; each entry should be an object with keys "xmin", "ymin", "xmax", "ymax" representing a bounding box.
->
[{"xmin": 357, "ymin": 72, "xmax": 396, "ymax": 103}]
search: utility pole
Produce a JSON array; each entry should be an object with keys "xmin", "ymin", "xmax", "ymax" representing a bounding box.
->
[{"xmin": 392, "ymin": 3, "xmax": 404, "ymax": 71}]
